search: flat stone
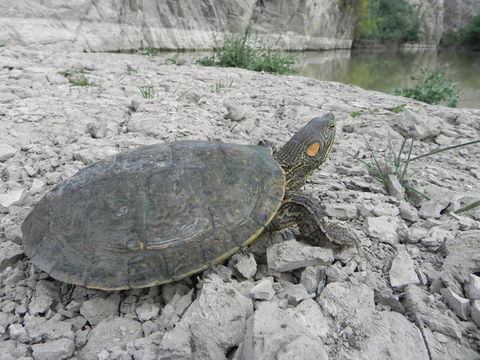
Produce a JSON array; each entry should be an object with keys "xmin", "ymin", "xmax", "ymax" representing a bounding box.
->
[
  {"xmin": 29, "ymin": 179, "xmax": 46, "ymax": 195},
  {"xmin": 323, "ymin": 204, "xmax": 358, "ymax": 219},
  {"xmin": 224, "ymin": 100, "xmax": 247, "ymax": 122},
  {"xmin": 405, "ymin": 224, "xmax": 429, "ymax": 243},
  {"xmin": 78, "ymin": 317, "xmax": 142, "ymax": 360},
  {"xmin": 471, "ymin": 301, "xmax": 480, "ymax": 327},
  {"xmin": 250, "ymin": 277, "xmax": 275, "ymax": 301},
  {"xmin": 0, "ymin": 189, "xmax": 25, "ymax": 210},
  {"xmin": 421, "ymin": 227, "xmax": 451, "ymax": 249},
  {"xmin": 31, "ymin": 338, "xmax": 74, "ymax": 360},
  {"xmin": 465, "ymin": 274, "xmax": 480, "ymax": 301},
  {"xmin": 0, "ymin": 241, "xmax": 24, "ymax": 271},
  {"xmin": 389, "ymin": 248, "xmax": 420, "ymax": 289},
  {"xmin": 372, "ymin": 203, "xmax": 400, "ymax": 217},
  {"xmin": 366, "ymin": 216, "xmax": 399, "ymax": 244},
  {"xmin": 440, "ymin": 287, "xmax": 470, "ymax": 321},
  {"xmin": 0, "ymin": 144, "xmax": 17, "ymax": 161},
  {"xmin": 418, "ymin": 199, "xmax": 449, "ymax": 219},
  {"xmin": 24, "ymin": 315, "xmax": 74, "ymax": 342},
  {"xmin": 8, "ymin": 323, "xmax": 28, "ymax": 343},
  {"xmin": 285, "ymin": 299, "xmax": 329, "ymax": 338},
  {"xmin": 300, "ymin": 265, "xmax": 325, "ymax": 294},
  {"xmin": 285, "ymin": 283, "xmax": 313, "ymax": 305},
  {"xmin": 386, "ymin": 173, "xmax": 405, "ymax": 200},
  {"xmin": 135, "ymin": 302, "xmax": 160, "ymax": 322},
  {"xmin": 267, "ymin": 240, "xmax": 333, "ymax": 272},
  {"xmin": 398, "ymin": 201, "xmax": 419, "ymax": 222},
  {"xmin": 234, "ymin": 302, "xmax": 328, "ymax": 360},
  {"xmin": 28, "ymin": 294, "xmax": 53, "ymax": 315},
  {"xmin": 229, "ymin": 252, "xmax": 257, "ymax": 279},
  {"xmin": 80, "ymin": 293, "xmax": 121, "ymax": 326},
  {"xmin": 158, "ymin": 326, "xmax": 192, "ymax": 359}
]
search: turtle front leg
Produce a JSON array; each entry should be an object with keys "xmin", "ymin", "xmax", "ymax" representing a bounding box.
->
[{"xmin": 269, "ymin": 193, "xmax": 356, "ymax": 247}]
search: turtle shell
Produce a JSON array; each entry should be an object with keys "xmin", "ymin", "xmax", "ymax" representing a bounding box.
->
[{"xmin": 22, "ymin": 141, "xmax": 285, "ymax": 289}]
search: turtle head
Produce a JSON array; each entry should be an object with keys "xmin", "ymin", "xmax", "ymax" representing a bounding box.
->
[{"xmin": 274, "ymin": 113, "xmax": 336, "ymax": 194}]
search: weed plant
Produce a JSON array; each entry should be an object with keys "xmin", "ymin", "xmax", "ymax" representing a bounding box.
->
[
  {"xmin": 197, "ymin": 26, "xmax": 297, "ymax": 75},
  {"xmin": 139, "ymin": 85, "xmax": 155, "ymax": 98},
  {"xmin": 392, "ymin": 69, "xmax": 459, "ymax": 107}
]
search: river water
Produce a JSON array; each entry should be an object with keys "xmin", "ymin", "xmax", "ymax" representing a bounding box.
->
[{"xmin": 295, "ymin": 48, "xmax": 480, "ymax": 109}]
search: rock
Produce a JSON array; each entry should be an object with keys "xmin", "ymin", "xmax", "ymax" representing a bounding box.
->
[
  {"xmin": 234, "ymin": 302, "xmax": 328, "ymax": 360},
  {"xmin": 158, "ymin": 288, "xmax": 194, "ymax": 330},
  {"xmin": 8, "ymin": 323, "xmax": 28, "ymax": 343},
  {"xmin": 31, "ymin": 338, "xmax": 74, "ymax": 360},
  {"xmin": 28, "ymin": 294, "xmax": 53, "ymax": 315},
  {"xmin": 249, "ymin": 277, "xmax": 275, "ymax": 301},
  {"xmin": 325, "ymin": 261, "xmax": 356, "ymax": 283},
  {"xmin": 0, "ymin": 241, "xmax": 24, "ymax": 271},
  {"xmin": 285, "ymin": 283, "xmax": 312, "ymax": 305},
  {"xmin": 135, "ymin": 302, "xmax": 160, "ymax": 322},
  {"xmin": 403, "ymin": 285, "xmax": 462, "ymax": 340},
  {"xmin": 389, "ymin": 248, "xmax": 420, "ymax": 289},
  {"xmin": 172, "ymin": 274, "xmax": 253, "ymax": 352},
  {"xmin": 465, "ymin": 273, "xmax": 480, "ymax": 301},
  {"xmin": 285, "ymin": 299, "xmax": 329, "ymax": 338},
  {"xmin": 404, "ymin": 224, "xmax": 429, "ymax": 243},
  {"xmin": 158, "ymin": 326, "xmax": 192, "ymax": 359},
  {"xmin": 318, "ymin": 282, "xmax": 375, "ymax": 324},
  {"xmin": 418, "ymin": 199, "xmax": 449, "ymax": 219},
  {"xmin": 421, "ymin": 326, "xmax": 480, "ymax": 360},
  {"xmin": 398, "ymin": 201, "xmax": 419, "ymax": 222},
  {"xmin": 441, "ymin": 230, "xmax": 480, "ymax": 294},
  {"xmin": 78, "ymin": 317, "xmax": 142, "ymax": 360},
  {"xmin": 224, "ymin": 100, "xmax": 248, "ymax": 122},
  {"xmin": 229, "ymin": 252, "xmax": 257, "ymax": 279},
  {"xmin": 0, "ymin": 144, "xmax": 17, "ymax": 161},
  {"xmin": 24, "ymin": 315, "xmax": 74, "ymax": 341},
  {"xmin": 300, "ymin": 265, "xmax": 325, "ymax": 294},
  {"xmin": 440, "ymin": 287, "xmax": 470, "ymax": 320},
  {"xmin": 471, "ymin": 301, "xmax": 480, "ymax": 327},
  {"xmin": 420, "ymin": 227, "xmax": 451, "ymax": 249},
  {"xmin": 0, "ymin": 189, "xmax": 25, "ymax": 210},
  {"xmin": 323, "ymin": 204, "xmax": 357, "ymax": 219},
  {"xmin": 386, "ymin": 174, "xmax": 405, "ymax": 200},
  {"xmin": 392, "ymin": 110, "xmax": 441, "ymax": 140},
  {"xmin": 366, "ymin": 216, "xmax": 399, "ymax": 244},
  {"xmin": 343, "ymin": 312, "xmax": 429, "ymax": 360},
  {"xmin": 267, "ymin": 240, "xmax": 333, "ymax": 272},
  {"xmin": 80, "ymin": 293, "xmax": 121, "ymax": 326}
]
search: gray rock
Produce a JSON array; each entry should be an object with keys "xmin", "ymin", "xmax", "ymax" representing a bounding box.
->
[
  {"xmin": 234, "ymin": 302, "xmax": 328, "ymax": 360},
  {"xmin": 398, "ymin": 201, "xmax": 419, "ymax": 222},
  {"xmin": 8, "ymin": 323, "xmax": 28, "ymax": 343},
  {"xmin": 300, "ymin": 265, "xmax": 325, "ymax": 294},
  {"xmin": 158, "ymin": 326, "xmax": 192, "ymax": 359},
  {"xmin": 441, "ymin": 230, "xmax": 480, "ymax": 294},
  {"xmin": 421, "ymin": 326, "xmax": 480, "ymax": 360},
  {"xmin": 440, "ymin": 287, "xmax": 470, "ymax": 320},
  {"xmin": 389, "ymin": 248, "xmax": 420, "ymax": 289},
  {"xmin": 224, "ymin": 100, "xmax": 248, "ymax": 122},
  {"xmin": 404, "ymin": 223, "xmax": 429, "ymax": 243},
  {"xmin": 0, "ymin": 241, "xmax": 24, "ymax": 271},
  {"xmin": 0, "ymin": 189, "xmax": 25, "ymax": 210},
  {"xmin": 471, "ymin": 300, "xmax": 480, "ymax": 327},
  {"xmin": 325, "ymin": 261, "xmax": 356, "ymax": 283},
  {"xmin": 158, "ymin": 288, "xmax": 194, "ymax": 330},
  {"xmin": 285, "ymin": 283, "xmax": 313, "ymax": 305},
  {"xmin": 267, "ymin": 240, "xmax": 333, "ymax": 272},
  {"xmin": 403, "ymin": 285, "xmax": 462, "ymax": 339},
  {"xmin": 249, "ymin": 277, "xmax": 275, "ymax": 301},
  {"xmin": 229, "ymin": 252, "xmax": 257, "ymax": 279},
  {"xmin": 285, "ymin": 299, "xmax": 329, "ymax": 338},
  {"xmin": 173, "ymin": 274, "xmax": 253, "ymax": 352},
  {"xmin": 372, "ymin": 203, "xmax": 400, "ymax": 217},
  {"xmin": 31, "ymin": 338, "xmax": 74, "ymax": 360},
  {"xmin": 0, "ymin": 144, "xmax": 17, "ymax": 161},
  {"xmin": 323, "ymin": 204, "xmax": 357, "ymax": 219},
  {"xmin": 386, "ymin": 174, "xmax": 405, "ymax": 200},
  {"xmin": 465, "ymin": 273, "xmax": 480, "ymax": 301},
  {"xmin": 421, "ymin": 227, "xmax": 451, "ymax": 249},
  {"xmin": 78, "ymin": 317, "xmax": 142, "ymax": 360},
  {"xmin": 318, "ymin": 282, "xmax": 375, "ymax": 324},
  {"xmin": 392, "ymin": 109, "xmax": 441, "ymax": 140},
  {"xmin": 135, "ymin": 302, "xmax": 160, "ymax": 322},
  {"xmin": 28, "ymin": 294, "xmax": 53, "ymax": 315},
  {"xmin": 366, "ymin": 216, "xmax": 399, "ymax": 244},
  {"xmin": 80, "ymin": 293, "xmax": 121, "ymax": 326},
  {"xmin": 24, "ymin": 315, "xmax": 74, "ymax": 342},
  {"xmin": 418, "ymin": 199, "xmax": 449, "ymax": 219}
]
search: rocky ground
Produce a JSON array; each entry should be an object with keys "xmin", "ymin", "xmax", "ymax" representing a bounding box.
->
[{"xmin": 0, "ymin": 46, "xmax": 479, "ymax": 360}]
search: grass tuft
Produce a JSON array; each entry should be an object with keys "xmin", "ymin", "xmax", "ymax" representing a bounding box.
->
[{"xmin": 139, "ymin": 85, "xmax": 155, "ymax": 99}]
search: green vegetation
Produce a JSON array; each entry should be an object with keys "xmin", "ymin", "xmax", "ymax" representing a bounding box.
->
[
  {"xmin": 138, "ymin": 48, "xmax": 159, "ymax": 56},
  {"xmin": 166, "ymin": 57, "xmax": 187, "ymax": 66},
  {"xmin": 215, "ymin": 78, "xmax": 234, "ymax": 91},
  {"xmin": 125, "ymin": 63, "xmax": 138, "ymax": 74},
  {"xmin": 347, "ymin": 135, "xmax": 480, "ymax": 211},
  {"xmin": 197, "ymin": 26, "xmax": 297, "ymax": 75},
  {"xmin": 59, "ymin": 69, "xmax": 94, "ymax": 86},
  {"xmin": 392, "ymin": 69, "xmax": 459, "ymax": 107},
  {"xmin": 444, "ymin": 14, "xmax": 480, "ymax": 47},
  {"xmin": 139, "ymin": 85, "xmax": 155, "ymax": 98},
  {"xmin": 355, "ymin": 0, "xmax": 420, "ymax": 43}
]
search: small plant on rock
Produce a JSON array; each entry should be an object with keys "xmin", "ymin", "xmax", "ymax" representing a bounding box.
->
[
  {"xmin": 392, "ymin": 69, "xmax": 459, "ymax": 107},
  {"xmin": 139, "ymin": 85, "xmax": 155, "ymax": 99}
]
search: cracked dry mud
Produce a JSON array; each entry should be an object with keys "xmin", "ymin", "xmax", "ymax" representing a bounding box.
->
[{"xmin": 1, "ymin": 46, "xmax": 480, "ymax": 360}]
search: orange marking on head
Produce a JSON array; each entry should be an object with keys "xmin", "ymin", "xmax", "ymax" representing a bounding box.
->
[{"xmin": 306, "ymin": 143, "xmax": 321, "ymax": 157}]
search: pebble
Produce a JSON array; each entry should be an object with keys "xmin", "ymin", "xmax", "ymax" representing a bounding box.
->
[
  {"xmin": 224, "ymin": 100, "xmax": 248, "ymax": 122},
  {"xmin": 389, "ymin": 248, "xmax": 420, "ymax": 289},
  {"xmin": 28, "ymin": 294, "xmax": 53, "ymax": 315},
  {"xmin": 0, "ymin": 144, "xmax": 17, "ymax": 161},
  {"xmin": 31, "ymin": 338, "xmax": 75, "ymax": 360},
  {"xmin": 418, "ymin": 199, "xmax": 449, "ymax": 219},
  {"xmin": 249, "ymin": 278, "xmax": 275, "ymax": 301},
  {"xmin": 386, "ymin": 173, "xmax": 405, "ymax": 200},
  {"xmin": 323, "ymin": 204, "xmax": 358, "ymax": 219},
  {"xmin": 8, "ymin": 323, "xmax": 28, "ymax": 343},
  {"xmin": 229, "ymin": 252, "xmax": 257, "ymax": 279},
  {"xmin": 0, "ymin": 189, "xmax": 26, "ymax": 210},
  {"xmin": 285, "ymin": 283, "xmax": 313, "ymax": 305},
  {"xmin": 440, "ymin": 287, "xmax": 470, "ymax": 321},
  {"xmin": 80, "ymin": 293, "xmax": 121, "ymax": 326},
  {"xmin": 398, "ymin": 201, "xmax": 419, "ymax": 222},
  {"xmin": 267, "ymin": 240, "xmax": 333, "ymax": 273},
  {"xmin": 465, "ymin": 274, "xmax": 480, "ymax": 301},
  {"xmin": 135, "ymin": 302, "xmax": 160, "ymax": 322}
]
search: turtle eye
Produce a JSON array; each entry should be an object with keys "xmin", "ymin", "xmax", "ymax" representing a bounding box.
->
[{"xmin": 328, "ymin": 123, "xmax": 335, "ymax": 130}]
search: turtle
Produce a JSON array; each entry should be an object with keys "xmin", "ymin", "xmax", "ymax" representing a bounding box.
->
[{"xmin": 22, "ymin": 112, "xmax": 354, "ymax": 290}]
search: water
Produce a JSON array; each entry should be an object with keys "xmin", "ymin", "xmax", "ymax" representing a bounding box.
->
[{"xmin": 295, "ymin": 48, "xmax": 480, "ymax": 109}]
